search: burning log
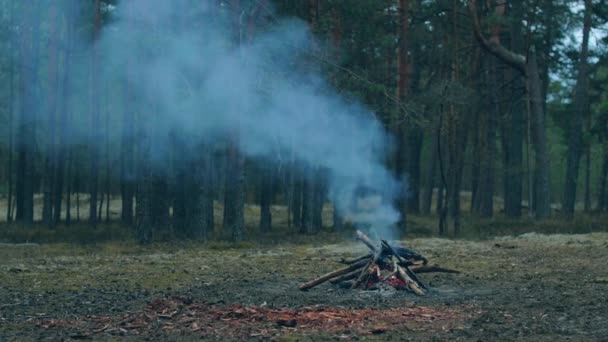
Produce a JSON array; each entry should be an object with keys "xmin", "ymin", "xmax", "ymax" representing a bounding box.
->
[{"xmin": 299, "ymin": 230, "xmax": 458, "ymax": 295}]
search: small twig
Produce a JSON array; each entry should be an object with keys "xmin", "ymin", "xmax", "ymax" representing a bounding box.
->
[{"xmin": 93, "ymin": 323, "xmax": 111, "ymax": 333}]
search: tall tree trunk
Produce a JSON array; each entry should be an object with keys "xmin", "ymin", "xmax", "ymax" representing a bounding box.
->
[
  {"xmin": 16, "ymin": 1, "xmax": 41, "ymax": 225},
  {"xmin": 407, "ymin": 30, "xmax": 423, "ymax": 215},
  {"xmin": 470, "ymin": 107, "xmax": 481, "ymax": 214},
  {"xmin": 421, "ymin": 123, "xmax": 439, "ymax": 215},
  {"xmin": 6, "ymin": 0, "xmax": 15, "ymax": 223},
  {"xmin": 136, "ymin": 158, "xmax": 153, "ymax": 244},
  {"xmin": 584, "ymin": 145, "xmax": 591, "ymax": 212},
  {"xmin": 172, "ymin": 139, "xmax": 188, "ymax": 237},
  {"xmin": 528, "ymin": 48, "xmax": 552, "ymax": 219},
  {"xmin": 292, "ymin": 172, "xmax": 302, "ymax": 229},
  {"xmin": 437, "ymin": 114, "xmax": 448, "ymax": 236},
  {"xmin": 301, "ymin": 170, "xmax": 315, "ymax": 234},
  {"xmin": 88, "ymin": 0, "xmax": 102, "ymax": 228},
  {"xmin": 503, "ymin": 0, "xmax": 525, "ymax": 218},
  {"xmin": 203, "ymin": 148, "xmax": 215, "ymax": 237},
  {"xmin": 446, "ymin": 0, "xmax": 467, "ymax": 235},
  {"xmin": 223, "ymin": 0, "xmax": 246, "ymax": 243},
  {"xmin": 395, "ymin": 0, "xmax": 410, "ymax": 233},
  {"xmin": 598, "ymin": 140, "xmax": 608, "ymax": 211},
  {"xmin": 65, "ymin": 150, "xmax": 72, "ymax": 225},
  {"xmin": 259, "ymin": 163, "xmax": 273, "ymax": 233},
  {"xmin": 286, "ymin": 163, "xmax": 294, "ymax": 229},
  {"xmin": 76, "ymin": 172, "xmax": 80, "ymax": 221},
  {"xmin": 562, "ymin": 0, "xmax": 592, "ymax": 219},
  {"xmin": 105, "ymin": 144, "xmax": 110, "ymax": 223},
  {"xmin": 53, "ymin": 1, "xmax": 75, "ymax": 226},
  {"xmin": 224, "ymin": 143, "xmax": 245, "ymax": 242},
  {"xmin": 332, "ymin": 203, "xmax": 343, "ymax": 231},
  {"xmin": 477, "ymin": 56, "xmax": 497, "ymax": 218},
  {"xmin": 407, "ymin": 129, "xmax": 423, "ymax": 214},
  {"xmin": 42, "ymin": 2, "xmax": 61, "ymax": 227},
  {"xmin": 189, "ymin": 147, "xmax": 212, "ymax": 241}
]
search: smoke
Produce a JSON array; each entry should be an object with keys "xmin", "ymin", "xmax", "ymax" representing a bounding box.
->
[{"xmin": 11, "ymin": 0, "xmax": 404, "ymax": 238}]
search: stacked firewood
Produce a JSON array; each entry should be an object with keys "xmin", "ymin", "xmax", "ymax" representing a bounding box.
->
[{"xmin": 299, "ymin": 231, "xmax": 458, "ymax": 295}]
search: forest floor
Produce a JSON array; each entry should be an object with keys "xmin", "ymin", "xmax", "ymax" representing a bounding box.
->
[{"xmin": 1, "ymin": 230, "xmax": 608, "ymax": 341}]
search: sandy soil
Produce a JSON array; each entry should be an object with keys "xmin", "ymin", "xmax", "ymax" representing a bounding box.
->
[{"xmin": 1, "ymin": 232, "xmax": 607, "ymax": 340}]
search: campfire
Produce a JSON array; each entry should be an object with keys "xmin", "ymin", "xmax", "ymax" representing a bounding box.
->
[{"xmin": 299, "ymin": 231, "xmax": 458, "ymax": 294}]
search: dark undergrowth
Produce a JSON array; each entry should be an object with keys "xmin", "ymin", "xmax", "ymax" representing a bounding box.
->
[{"xmin": 0, "ymin": 212, "xmax": 606, "ymax": 245}]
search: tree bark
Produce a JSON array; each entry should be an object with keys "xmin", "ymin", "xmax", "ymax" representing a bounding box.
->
[
  {"xmin": 190, "ymin": 147, "xmax": 213, "ymax": 241},
  {"xmin": 6, "ymin": 0, "xmax": 15, "ymax": 223},
  {"xmin": 136, "ymin": 161, "xmax": 153, "ymax": 244},
  {"xmin": 88, "ymin": 0, "xmax": 102, "ymax": 228},
  {"xmin": 562, "ymin": 0, "xmax": 592, "ymax": 219},
  {"xmin": 16, "ymin": 1, "xmax": 41, "ymax": 225},
  {"xmin": 394, "ymin": 0, "xmax": 410, "ymax": 233},
  {"xmin": 477, "ymin": 56, "xmax": 498, "ymax": 218},
  {"xmin": 223, "ymin": 143, "xmax": 245, "ymax": 242},
  {"xmin": 503, "ymin": 0, "xmax": 525, "ymax": 218},
  {"xmin": 300, "ymin": 172, "xmax": 314, "ymax": 234},
  {"xmin": 53, "ymin": 0, "xmax": 76, "ymax": 226},
  {"xmin": 43, "ymin": 2, "xmax": 62, "ymax": 227},
  {"xmin": 120, "ymin": 66, "xmax": 135, "ymax": 226},
  {"xmin": 292, "ymin": 172, "xmax": 302, "ymax": 229},
  {"xmin": 259, "ymin": 163, "xmax": 273, "ymax": 233},
  {"xmin": 527, "ymin": 49, "xmax": 551, "ymax": 219},
  {"xmin": 65, "ymin": 151, "xmax": 72, "ymax": 225},
  {"xmin": 312, "ymin": 170, "xmax": 324, "ymax": 229},
  {"xmin": 598, "ymin": 140, "xmax": 608, "ymax": 211},
  {"xmin": 421, "ymin": 123, "xmax": 439, "ymax": 215}
]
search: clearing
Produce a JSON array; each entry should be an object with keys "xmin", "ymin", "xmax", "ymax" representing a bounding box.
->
[{"xmin": 1, "ymin": 232, "xmax": 607, "ymax": 340}]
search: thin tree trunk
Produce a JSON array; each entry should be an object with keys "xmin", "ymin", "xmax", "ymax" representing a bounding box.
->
[
  {"xmin": 407, "ymin": 129, "xmax": 423, "ymax": 214},
  {"xmin": 394, "ymin": 0, "xmax": 410, "ymax": 233},
  {"xmin": 43, "ymin": 2, "xmax": 61, "ymax": 227},
  {"xmin": 470, "ymin": 106, "xmax": 481, "ymax": 214},
  {"xmin": 136, "ymin": 154, "xmax": 153, "ymax": 244},
  {"xmin": 598, "ymin": 141, "xmax": 608, "ymax": 211},
  {"xmin": 98, "ymin": 190, "xmax": 104, "ymax": 221},
  {"xmin": 190, "ymin": 147, "xmax": 212, "ymax": 241},
  {"xmin": 286, "ymin": 163, "xmax": 294, "ymax": 229},
  {"xmin": 479, "ymin": 56, "xmax": 497, "ymax": 218},
  {"xmin": 312, "ymin": 170, "xmax": 324, "ymax": 229},
  {"xmin": 292, "ymin": 173, "xmax": 302, "ymax": 229},
  {"xmin": 259, "ymin": 163, "xmax": 272, "ymax": 233},
  {"xmin": 16, "ymin": 1, "xmax": 41, "ymax": 225},
  {"xmin": 6, "ymin": 0, "xmax": 15, "ymax": 223},
  {"xmin": 503, "ymin": 0, "xmax": 525, "ymax": 218},
  {"xmin": 53, "ymin": 0, "xmax": 75, "ymax": 226},
  {"xmin": 224, "ymin": 143, "xmax": 245, "ymax": 242},
  {"xmin": 204, "ymin": 148, "xmax": 215, "ymax": 237},
  {"xmin": 421, "ymin": 123, "xmax": 439, "ymax": 215},
  {"xmin": 563, "ymin": 0, "xmax": 592, "ymax": 219},
  {"xmin": 584, "ymin": 145, "xmax": 591, "ymax": 212},
  {"xmin": 332, "ymin": 203, "xmax": 343, "ymax": 231},
  {"xmin": 76, "ymin": 173, "xmax": 80, "ymax": 221},
  {"xmin": 301, "ymin": 170, "xmax": 315, "ymax": 234},
  {"xmin": 88, "ymin": 0, "xmax": 102, "ymax": 228},
  {"xmin": 65, "ymin": 150, "xmax": 72, "ymax": 225}
]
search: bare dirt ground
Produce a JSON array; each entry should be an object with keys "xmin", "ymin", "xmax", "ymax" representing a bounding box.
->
[{"xmin": 1, "ymin": 231, "xmax": 607, "ymax": 341}]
